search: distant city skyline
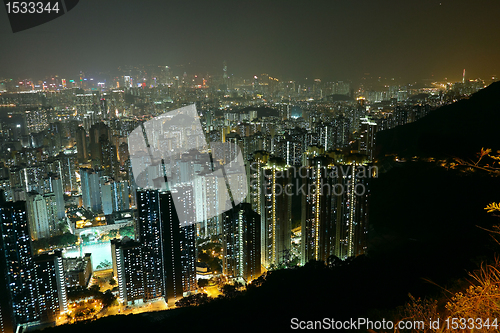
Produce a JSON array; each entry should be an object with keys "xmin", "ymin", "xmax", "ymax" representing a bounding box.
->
[
  {"xmin": 1, "ymin": 0, "xmax": 499, "ymax": 84},
  {"xmin": 0, "ymin": 63, "xmax": 494, "ymax": 88}
]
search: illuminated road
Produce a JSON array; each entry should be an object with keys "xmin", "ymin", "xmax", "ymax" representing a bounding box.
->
[{"xmin": 104, "ymin": 298, "xmax": 168, "ymax": 316}]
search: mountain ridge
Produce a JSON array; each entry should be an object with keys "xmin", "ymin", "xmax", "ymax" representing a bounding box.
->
[{"xmin": 376, "ymin": 81, "xmax": 500, "ymax": 159}]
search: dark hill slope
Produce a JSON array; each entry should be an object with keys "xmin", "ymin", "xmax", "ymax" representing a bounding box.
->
[{"xmin": 376, "ymin": 81, "xmax": 500, "ymax": 159}]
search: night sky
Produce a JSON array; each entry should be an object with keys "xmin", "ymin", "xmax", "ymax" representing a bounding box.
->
[{"xmin": 1, "ymin": 0, "xmax": 499, "ymax": 83}]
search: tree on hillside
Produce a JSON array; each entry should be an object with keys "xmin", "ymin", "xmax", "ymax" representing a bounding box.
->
[
  {"xmin": 198, "ymin": 278, "xmax": 208, "ymax": 289},
  {"xmin": 454, "ymin": 147, "xmax": 500, "ymax": 175},
  {"xmin": 175, "ymin": 293, "xmax": 211, "ymax": 308}
]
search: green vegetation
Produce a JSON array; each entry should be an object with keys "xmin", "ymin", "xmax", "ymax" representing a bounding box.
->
[
  {"xmin": 387, "ymin": 233, "xmax": 500, "ymax": 332},
  {"xmin": 32, "ymin": 232, "xmax": 78, "ymax": 251},
  {"xmin": 67, "ymin": 286, "xmax": 117, "ymax": 307},
  {"xmin": 58, "ymin": 221, "xmax": 70, "ymax": 234},
  {"xmin": 31, "ymin": 224, "xmax": 135, "ymax": 255},
  {"xmin": 106, "ymin": 229, "xmax": 118, "ymax": 239},
  {"xmin": 96, "ymin": 260, "xmax": 112, "ymax": 270},
  {"xmin": 197, "ymin": 240, "xmax": 222, "ymax": 274},
  {"xmin": 119, "ymin": 225, "xmax": 134, "ymax": 238},
  {"xmin": 175, "ymin": 280, "xmax": 247, "ymax": 308},
  {"xmin": 74, "ymin": 308, "xmax": 96, "ymax": 320},
  {"xmin": 197, "ymin": 278, "xmax": 209, "ymax": 289},
  {"xmin": 175, "ymin": 293, "xmax": 211, "ymax": 308},
  {"xmin": 80, "ymin": 234, "xmax": 90, "ymax": 243},
  {"xmin": 99, "ymin": 225, "xmax": 135, "ymax": 242}
]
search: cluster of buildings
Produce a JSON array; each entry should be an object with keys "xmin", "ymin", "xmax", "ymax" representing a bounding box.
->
[
  {"xmin": 0, "ymin": 63, "xmax": 485, "ymax": 332},
  {"xmin": 0, "ymin": 198, "xmax": 68, "ymax": 332},
  {"xmin": 112, "ymin": 189, "xmax": 196, "ymax": 307}
]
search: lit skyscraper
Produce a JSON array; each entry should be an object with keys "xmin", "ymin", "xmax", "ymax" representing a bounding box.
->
[
  {"xmin": 359, "ymin": 117, "xmax": 377, "ymax": 161},
  {"xmin": 136, "ymin": 190, "xmax": 165, "ymax": 301},
  {"xmin": 88, "ymin": 123, "xmax": 111, "ymax": 164},
  {"xmin": 260, "ymin": 157, "xmax": 292, "ymax": 268},
  {"xmin": 57, "ymin": 153, "xmax": 77, "ymax": 193},
  {"xmin": 316, "ymin": 121, "xmax": 335, "ymax": 151},
  {"xmin": 222, "ymin": 60, "xmax": 228, "ymax": 91},
  {"xmin": 76, "ymin": 126, "xmax": 88, "ymax": 164},
  {"xmin": 26, "ymin": 192, "xmax": 50, "ymax": 240},
  {"xmin": 34, "ymin": 251, "xmax": 68, "ymax": 323},
  {"xmin": 62, "ymin": 254, "xmax": 92, "ymax": 288},
  {"xmin": 112, "ymin": 181, "xmax": 130, "ymax": 212},
  {"xmin": 332, "ymin": 154, "xmax": 372, "ymax": 259},
  {"xmin": 101, "ymin": 181, "xmax": 114, "ymax": 215},
  {"xmin": 332, "ymin": 115, "xmax": 351, "ymax": 149},
  {"xmin": 300, "ymin": 152, "xmax": 372, "ymax": 262},
  {"xmin": 283, "ymin": 138, "xmax": 304, "ymax": 166},
  {"xmin": 24, "ymin": 108, "xmax": 49, "ymax": 134},
  {"xmin": 111, "ymin": 237, "xmax": 145, "ymax": 304},
  {"xmin": 222, "ymin": 203, "xmax": 261, "ymax": 282},
  {"xmin": 0, "ymin": 200, "xmax": 39, "ymax": 327},
  {"xmin": 42, "ymin": 176, "xmax": 65, "ymax": 220},
  {"xmin": 160, "ymin": 188, "xmax": 196, "ymax": 305},
  {"xmin": 80, "ymin": 168, "xmax": 102, "ymax": 212},
  {"xmin": 247, "ymin": 151, "xmax": 270, "ymax": 215},
  {"xmin": 193, "ymin": 170, "xmax": 230, "ymax": 237},
  {"xmin": 301, "ymin": 156, "xmax": 336, "ymax": 265},
  {"xmin": 121, "ymin": 187, "xmax": 197, "ymax": 306}
]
